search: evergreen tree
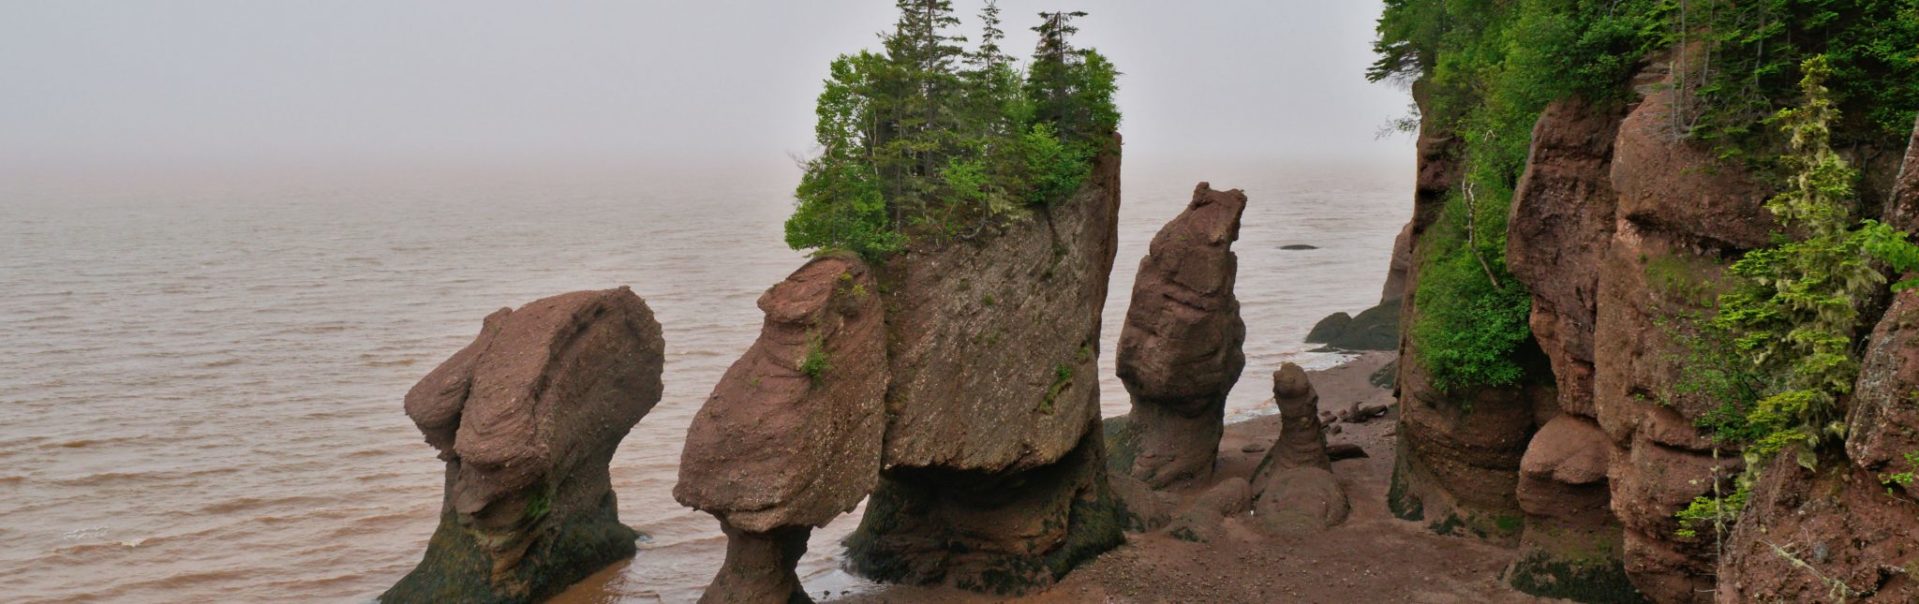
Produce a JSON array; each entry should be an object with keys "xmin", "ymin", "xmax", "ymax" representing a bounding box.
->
[
  {"xmin": 785, "ymin": 3, "xmax": 1122, "ymax": 256},
  {"xmin": 879, "ymin": 0, "xmax": 968, "ymax": 224},
  {"xmin": 1026, "ymin": 11, "xmax": 1087, "ymax": 129}
]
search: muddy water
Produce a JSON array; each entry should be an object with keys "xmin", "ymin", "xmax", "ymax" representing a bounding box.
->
[{"xmin": 0, "ymin": 156, "xmax": 1410, "ymax": 603}]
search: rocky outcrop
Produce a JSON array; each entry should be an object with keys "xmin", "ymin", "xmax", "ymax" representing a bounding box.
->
[
  {"xmin": 1382, "ymin": 222, "xmax": 1414, "ymax": 303},
  {"xmin": 385, "ymin": 288, "xmax": 663, "ymax": 604},
  {"xmin": 674, "ymin": 255, "xmax": 886, "ymax": 603},
  {"xmin": 1846, "ymin": 115, "xmax": 1919, "ymax": 502},
  {"xmin": 1714, "ymin": 454, "xmax": 1919, "ymax": 603},
  {"xmin": 1508, "ymin": 416, "xmax": 1637, "ymax": 603},
  {"xmin": 1713, "ymin": 112, "xmax": 1919, "ymax": 604},
  {"xmin": 1256, "ymin": 363, "xmax": 1331, "ymax": 477},
  {"xmin": 1303, "ymin": 300, "xmax": 1400, "ymax": 351},
  {"xmin": 1593, "ymin": 56, "xmax": 1769, "ymax": 603},
  {"xmin": 1502, "ymin": 96, "xmax": 1641, "ymax": 602},
  {"xmin": 1252, "ymin": 364, "xmax": 1349, "ymax": 534},
  {"xmin": 1386, "ymin": 76, "xmax": 1550, "ymax": 544},
  {"xmin": 1305, "ymin": 215, "xmax": 1412, "ymax": 352},
  {"xmin": 1507, "ymin": 96, "xmax": 1627, "ymax": 420},
  {"xmin": 1388, "ymin": 355, "xmax": 1544, "ymax": 542},
  {"xmin": 1114, "ymin": 182, "xmax": 1247, "ymax": 488},
  {"xmin": 1166, "ymin": 477, "xmax": 1253, "ymax": 543},
  {"xmin": 845, "ymin": 141, "xmax": 1125, "ymax": 594}
]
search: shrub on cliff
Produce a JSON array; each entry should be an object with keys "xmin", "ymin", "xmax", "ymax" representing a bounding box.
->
[
  {"xmin": 1673, "ymin": 60, "xmax": 1919, "ymax": 539},
  {"xmin": 786, "ymin": 1, "xmax": 1121, "ymax": 260},
  {"xmin": 1368, "ymin": 0, "xmax": 1919, "ymax": 392}
]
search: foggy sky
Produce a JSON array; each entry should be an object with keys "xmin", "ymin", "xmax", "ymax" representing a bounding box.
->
[{"xmin": 0, "ymin": 1, "xmax": 1411, "ymax": 175}]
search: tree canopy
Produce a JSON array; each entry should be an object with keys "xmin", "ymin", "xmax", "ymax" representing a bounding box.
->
[{"xmin": 786, "ymin": 1, "xmax": 1122, "ymax": 259}]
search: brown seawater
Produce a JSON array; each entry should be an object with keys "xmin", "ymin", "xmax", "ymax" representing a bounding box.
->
[{"xmin": 0, "ymin": 156, "xmax": 1410, "ymax": 603}]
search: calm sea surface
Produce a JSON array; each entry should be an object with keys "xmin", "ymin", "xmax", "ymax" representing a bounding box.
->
[{"xmin": 0, "ymin": 155, "xmax": 1411, "ymax": 603}]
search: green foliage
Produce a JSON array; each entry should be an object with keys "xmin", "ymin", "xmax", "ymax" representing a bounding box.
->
[
  {"xmin": 1374, "ymin": 0, "xmax": 1919, "ymax": 163},
  {"xmin": 799, "ymin": 333, "xmax": 830, "ymax": 383},
  {"xmin": 1712, "ymin": 57, "xmax": 1919, "ymax": 462},
  {"xmin": 1370, "ymin": 0, "xmax": 1919, "ymax": 393},
  {"xmin": 785, "ymin": 1, "xmax": 1121, "ymax": 259},
  {"xmin": 1674, "ymin": 480, "xmax": 1749, "ymax": 540},
  {"xmin": 1674, "ymin": 57, "xmax": 1919, "ymax": 532},
  {"xmin": 1410, "ymin": 192, "xmax": 1534, "ymax": 392},
  {"xmin": 1370, "ymin": 0, "xmax": 1670, "ymax": 391},
  {"xmin": 1039, "ymin": 362, "xmax": 1072, "ymax": 414},
  {"xmin": 1884, "ymin": 451, "xmax": 1919, "ymax": 488},
  {"xmin": 1019, "ymin": 123, "xmax": 1092, "ymax": 207},
  {"xmin": 1675, "ymin": 0, "xmax": 1919, "ymax": 162}
]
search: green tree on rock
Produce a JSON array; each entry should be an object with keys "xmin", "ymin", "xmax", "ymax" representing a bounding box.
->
[{"xmin": 784, "ymin": 2, "xmax": 1122, "ymax": 259}]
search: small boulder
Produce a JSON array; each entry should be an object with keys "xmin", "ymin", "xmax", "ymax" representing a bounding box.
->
[
  {"xmin": 1327, "ymin": 443, "xmax": 1368, "ymax": 461},
  {"xmin": 1166, "ymin": 477, "xmax": 1253, "ymax": 543},
  {"xmin": 1254, "ymin": 467, "xmax": 1350, "ymax": 534}
]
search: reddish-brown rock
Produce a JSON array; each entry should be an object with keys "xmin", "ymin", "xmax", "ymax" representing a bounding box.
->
[
  {"xmin": 385, "ymin": 288, "xmax": 664, "ymax": 604},
  {"xmin": 1508, "ymin": 96, "xmax": 1628, "ymax": 420},
  {"xmin": 1388, "ymin": 355, "xmax": 1545, "ymax": 543},
  {"xmin": 846, "ymin": 142, "xmax": 1125, "ymax": 594},
  {"xmin": 1847, "ymin": 116, "xmax": 1919, "ymax": 501},
  {"xmin": 1115, "ymin": 182, "xmax": 1248, "ymax": 487},
  {"xmin": 1592, "ymin": 56, "xmax": 1771, "ymax": 601},
  {"xmin": 675, "ymin": 255, "xmax": 886, "ymax": 604},
  {"xmin": 702, "ymin": 525, "xmax": 812, "ymax": 604},
  {"xmin": 1381, "ymin": 222, "xmax": 1414, "ymax": 304},
  {"xmin": 1714, "ymin": 454, "xmax": 1919, "ymax": 603},
  {"xmin": 1502, "ymin": 95, "xmax": 1644, "ymax": 601},
  {"xmin": 1246, "ymin": 364, "xmax": 1350, "ymax": 535},
  {"xmin": 1255, "ymin": 466, "xmax": 1350, "ymax": 534},
  {"xmin": 1256, "ymin": 363, "xmax": 1331, "ymax": 480},
  {"xmin": 1387, "ymin": 73, "xmax": 1549, "ymax": 543}
]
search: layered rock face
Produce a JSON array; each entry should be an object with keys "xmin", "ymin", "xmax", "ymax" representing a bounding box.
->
[
  {"xmin": 1713, "ymin": 455, "xmax": 1919, "ymax": 602},
  {"xmin": 1593, "ymin": 59, "xmax": 1769, "ymax": 603},
  {"xmin": 1113, "ymin": 182, "xmax": 1247, "ymax": 488},
  {"xmin": 1388, "ymin": 78, "xmax": 1548, "ymax": 543},
  {"xmin": 845, "ymin": 142, "xmax": 1125, "ymax": 593},
  {"xmin": 674, "ymin": 255, "xmax": 887, "ymax": 603},
  {"xmin": 1501, "ymin": 97, "xmax": 1639, "ymax": 601},
  {"xmin": 1714, "ymin": 115, "xmax": 1919, "ymax": 604},
  {"xmin": 1252, "ymin": 364, "xmax": 1349, "ymax": 534},
  {"xmin": 385, "ymin": 288, "xmax": 664, "ymax": 604}
]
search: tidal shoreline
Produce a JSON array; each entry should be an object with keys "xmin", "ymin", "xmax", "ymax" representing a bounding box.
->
[{"xmin": 803, "ymin": 351, "xmax": 1562, "ymax": 603}]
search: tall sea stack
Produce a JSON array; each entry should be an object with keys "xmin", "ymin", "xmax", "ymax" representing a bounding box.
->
[
  {"xmin": 1112, "ymin": 183, "xmax": 1248, "ymax": 488},
  {"xmin": 675, "ymin": 255, "xmax": 888, "ymax": 604},
  {"xmin": 844, "ymin": 138, "xmax": 1126, "ymax": 595},
  {"xmin": 384, "ymin": 288, "xmax": 664, "ymax": 604}
]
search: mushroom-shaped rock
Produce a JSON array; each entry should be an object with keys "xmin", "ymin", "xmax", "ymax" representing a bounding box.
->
[
  {"xmin": 674, "ymin": 255, "xmax": 887, "ymax": 604},
  {"xmin": 1115, "ymin": 182, "xmax": 1248, "ymax": 487},
  {"xmin": 384, "ymin": 287, "xmax": 664, "ymax": 604},
  {"xmin": 846, "ymin": 145, "xmax": 1125, "ymax": 594}
]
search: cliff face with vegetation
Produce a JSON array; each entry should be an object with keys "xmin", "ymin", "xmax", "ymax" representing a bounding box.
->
[{"xmin": 1372, "ymin": 1, "xmax": 1919, "ymax": 602}]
